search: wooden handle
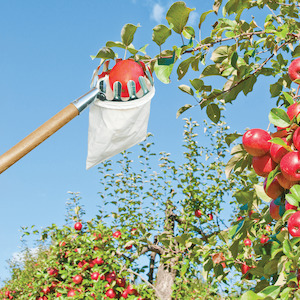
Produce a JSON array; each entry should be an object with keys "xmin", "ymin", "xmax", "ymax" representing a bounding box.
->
[{"xmin": 0, "ymin": 103, "xmax": 79, "ymax": 174}]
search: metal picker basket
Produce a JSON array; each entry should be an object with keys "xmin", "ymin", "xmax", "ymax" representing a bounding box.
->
[
  {"xmin": 0, "ymin": 59, "xmax": 155, "ymax": 173},
  {"xmin": 86, "ymin": 59, "xmax": 155, "ymax": 169}
]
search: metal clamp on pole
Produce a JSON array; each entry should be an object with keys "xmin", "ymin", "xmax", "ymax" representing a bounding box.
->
[{"xmin": 0, "ymin": 88, "xmax": 101, "ymax": 174}]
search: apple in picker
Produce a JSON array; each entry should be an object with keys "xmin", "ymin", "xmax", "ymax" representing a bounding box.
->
[
  {"xmin": 269, "ymin": 199, "xmax": 281, "ymax": 220},
  {"xmin": 252, "ymin": 153, "xmax": 277, "ymax": 177},
  {"xmin": 288, "ymin": 58, "xmax": 300, "ymax": 82},
  {"xmin": 280, "ymin": 151, "xmax": 300, "ymax": 181},
  {"xmin": 242, "ymin": 129, "xmax": 271, "ymax": 156},
  {"xmin": 109, "ymin": 59, "xmax": 145, "ymax": 98},
  {"xmin": 263, "ymin": 177, "xmax": 284, "ymax": 199},
  {"xmin": 288, "ymin": 211, "xmax": 300, "ymax": 237}
]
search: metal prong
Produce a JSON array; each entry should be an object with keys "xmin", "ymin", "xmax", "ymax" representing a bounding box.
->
[
  {"xmin": 113, "ymin": 81, "xmax": 122, "ymax": 101},
  {"xmin": 127, "ymin": 80, "xmax": 137, "ymax": 100},
  {"xmin": 145, "ymin": 68, "xmax": 154, "ymax": 86},
  {"xmin": 99, "ymin": 80, "xmax": 106, "ymax": 93},
  {"xmin": 138, "ymin": 76, "xmax": 149, "ymax": 95}
]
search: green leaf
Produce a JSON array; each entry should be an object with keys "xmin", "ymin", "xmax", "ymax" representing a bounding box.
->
[
  {"xmin": 154, "ymin": 61, "xmax": 174, "ymax": 84},
  {"xmin": 268, "ymin": 108, "xmax": 291, "ymax": 128},
  {"xmin": 189, "ymin": 78, "xmax": 204, "ymax": 91},
  {"xmin": 257, "ymin": 285, "xmax": 281, "ymax": 299},
  {"xmin": 265, "ymin": 166, "xmax": 280, "ymax": 190},
  {"xmin": 268, "ymin": 137, "xmax": 292, "ymax": 151},
  {"xmin": 231, "ymin": 51, "xmax": 238, "ymax": 69},
  {"xmin": 177, "ymin": 57, "xmax": 194, "ymax": 80},
  {"xmin": 282, "ymin": 92, "xmax": 295, "ymax": 105},
  {"xmin": 152, "ymin": 25, "xmax": 172, "ymax": 46},
  {"xmin": 211, "ymin": 46, "xmax": 229, "ymax": 63},
  {"xmin": 176, "ymin": 104, "xmax": 193, "ymax": 118},
  {"xmin": 183, "ymin": 26, "xmax": 195, "ymax": 39},
  {"xmin": 206, "ymin": 103, "xmax": 220, "ymax": 123},
  {"xmin": 241, "ymin": 291, "xmax": 263, "ymax": 300},
  {"xmin": 199, "ymin": 10, "xmax": 213, "ymax": 29},
  {"xmin": 254, "ymin": 184, "xmax": 272, "ymax": 203},
  {"xmin": 283, "ymin": 239, "xmax": 293, "ymax": 258},
  {"xmin": 201, "ymin": 64, "xmax": 221, "ymax": 77},
  {"xmin": 264, "ymin": 259, "xmax": 278, "ymax": 275},
  {"xmin": 290, "ymin": 184, "xmax": 300, "ymax": 201},
  {"xmin": 225, "ymin": 133, "xmax": 242, "ymax": 146},
  {"xmin": 178, "ymin": 84, "xmax": 194, "ymax": 96},
  {"xmin": 285, "ymin": 193, "xmax": 299, "ymax": 206},
  {"xmin": 166, "ymin": 1, "xmax": 195, "ymax": 34},
  {"xmin": 91, "ymin": 47, "xmax": 115, "ymax": 60},
  {"xmin": 121, "ymin": 23, "xmax": 140, "ymax": 46}
]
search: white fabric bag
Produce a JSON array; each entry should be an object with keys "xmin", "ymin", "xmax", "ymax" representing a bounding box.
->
[{"xmin": 86, "ymin": 85, "xmax": 155, "ymax": 169}]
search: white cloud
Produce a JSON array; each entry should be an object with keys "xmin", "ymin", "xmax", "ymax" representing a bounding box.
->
[
  {"xmin": 11, "ymin": 248, "xmax": 39, "ymax": 264},
  {"xmin": 187, "ymin": 11, "xmax": 199, "ymax": 27},
  {"xmin": 151, "ymin": 3, "xmax": 165, "ymax": 23}
]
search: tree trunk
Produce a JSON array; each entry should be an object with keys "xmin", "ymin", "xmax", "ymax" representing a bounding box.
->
[
  {"xmin": 154, "ymin": 260, "xmax": 177, "ymax": 300},
  {"xmin": 154, "ymin": 199, "xmax": 178, "ymax": 300}
]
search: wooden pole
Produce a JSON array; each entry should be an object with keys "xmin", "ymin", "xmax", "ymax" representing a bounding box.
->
[{"xmin": 0, "ymin": 103, "xmax": 79, "ymax": 174}]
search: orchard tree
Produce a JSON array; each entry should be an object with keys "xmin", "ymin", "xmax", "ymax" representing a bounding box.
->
[{"xmin": 0, "ymin": 118, "xmax": 244, "ymax": 299}]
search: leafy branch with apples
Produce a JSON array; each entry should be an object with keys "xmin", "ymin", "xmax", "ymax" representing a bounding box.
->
[{"xmin": 4, "ymin": 0, "xmax": 300, "ymax": 299}]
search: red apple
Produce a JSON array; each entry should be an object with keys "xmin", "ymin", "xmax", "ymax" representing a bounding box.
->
[
  {"xmin": 41, "ymin": 287, "xmax": 50, "ymax": 294},
  {"xmin": 113, "ymin": 230, "xmax": 122, "ymax": 238},
  {"xmin": 277, "ymin": 173, "xmax": 296, "ymax": 189},
  {"xmin": 288, "ymin": 58, "xmax": 300, "ymax": 82},
  {"xmin": 280, "ymin": 151, "xmax": 300, "ymax": 181},
  {"xmin": 252, "ymin": 153, "xmax": 277, "ymax": 177},
  {"xmin": 93, "ymin": 257, "xmax": 104, "ymax": 265},
  {"xmin": 269, "ymin": 199, "xmax": 281, "ymax": 220},
  {"xmin": 72, "ymin": 274, "xmax": 83, "ymax": 285},
  {"xmin": 91, "ymin": 272, "xmax": 100, "ymax": 281},
  {"xmin": 67, "ymin": 290, "xmax": 76, "ymax": 297},
  {"xmin": 105, "ymin": 288, "xmax": 117, "ymax": 299},
  {"xmin": 116, "ymin": 278, "xmax": 126, "ymax": 288},
  {"xmin": 263, "ymin": 177, "xmax": 284, "ymax": 199},
  {"xmin": 241, "ymin": 263, "xmax": 251, "ymax": 277},
  {"xmin": 195, "ymin": 210, "xmax": 202, "ymax": 218},
  {"xmin": 243, "ymin": 238, "xmax": 252, "ymax": 246},
  {"xmin": 242, "ymin": 129, "xmax": 271, "ymax": 156},
  {"xmin": 208, "ymin": 213, "xmax": 213, "ymax": 220},
  {"xmin": 74, "ymin": 222, "xmax": 82, "ymax": 231},
  {"xmin": 106, "ymin": 271, "xmax": 117, "ymax": 283},
  {"xmin": 293, "ymin": 127, "xmax": 300, "ymax": 151},
  {"xmin": 270, "ymin": 138, "xmax": 290, "ymax": 163},
  {"xmin": 109, "ymin": 59, "xmax": 145, "ymax": 98},
  {"xmin": 260, "ymin": 235, "xmax": 269, "ymax": 244},
  {"xmin": 288, "ymin": 211, "xmax": 300, "ymax": 236},
  {"xmin": 120, "ymin": 289, "xmax": 129, "ymax": 299},
  {"xmin": 287, "ymin": 102, "xmax": 300, "ymax": 120},
  {"xmin": 126, "ymin": 285, "xmax": 138, "ymax": 296},
  {"xmin": 285, "ymin": 200, "xmax": 298, "ymax": 211}
]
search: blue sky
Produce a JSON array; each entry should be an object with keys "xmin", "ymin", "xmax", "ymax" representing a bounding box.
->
[{"xmin": 0, "ymin": 0, "xmax": 276, "ymax": 284}]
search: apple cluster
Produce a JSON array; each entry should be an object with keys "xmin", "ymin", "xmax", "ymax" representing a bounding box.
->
[{"xmin": 242, "ymin": 58, "xmax": 300, "ymax": 237}]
